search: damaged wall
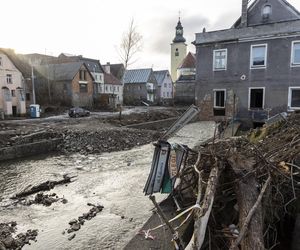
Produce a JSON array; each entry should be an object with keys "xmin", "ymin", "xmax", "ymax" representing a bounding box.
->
[{"xmin": 196, "ymin": 36, "xmax": 300, "ymax": 123}]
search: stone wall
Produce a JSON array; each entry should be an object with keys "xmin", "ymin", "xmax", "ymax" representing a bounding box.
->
[{"xmin": 0, "ymin": 138, "xmax": 62, "ymax": 162}]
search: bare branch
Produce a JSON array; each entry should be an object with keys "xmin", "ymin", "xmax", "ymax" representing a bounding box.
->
[{"xmin": 118, "ymin": 18, "xmax": 143, "ymax": 70}]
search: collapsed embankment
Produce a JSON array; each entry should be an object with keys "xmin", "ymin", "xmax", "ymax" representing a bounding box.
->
[{"xmin": 0, "ymin": 108, "xmax": 183, "ymax": 161}]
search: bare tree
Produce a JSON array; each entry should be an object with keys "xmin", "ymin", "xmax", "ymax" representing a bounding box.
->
[{"xmin": 119, "ymin": 18, "xmax": 143, "ymax": 69}]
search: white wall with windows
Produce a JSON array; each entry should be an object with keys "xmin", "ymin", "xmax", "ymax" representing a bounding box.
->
[
  {"xmin": 0, "ymin": 53, "xmax": 26, "ymax": 116},
  {"xmin": 160, "ymin": 73, "xmax": 173, "ymax": 100}
]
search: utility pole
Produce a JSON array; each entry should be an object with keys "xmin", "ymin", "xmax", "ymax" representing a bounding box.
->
[{"xmin": 31, "ymin": 65, "xmax": 36, "ymax": 104}]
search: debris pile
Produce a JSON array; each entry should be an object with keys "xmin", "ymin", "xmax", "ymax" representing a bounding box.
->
[
  {"xmin": 11, "ymin": 174, "xmax": 76, "ymax": 199},
  {"xmin": 59, "ymin": 128, "xmax": 161, "ymax": 154},
  {"xmin": 22, "ymin": 193, "xmax": 68, "ymax": 206},
  {"xmin": 64, "ymin": 203, "xmax": 104, "ymax": 240},
  {"xmin": 0, "ymin": 222, "xmax": 38, "ymax": 250},
  {"xmin": 144, "ymin": 113, "xmax": 300, "ymax": 249}
]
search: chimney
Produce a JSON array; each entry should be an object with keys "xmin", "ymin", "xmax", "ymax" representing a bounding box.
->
[
  {"xmin": 241, "ymin": 0, "xmax": 248, "ymax": 28},
  {"xmin": 105, "ymin": 62, "xmax": 110, "ymax": 74}
]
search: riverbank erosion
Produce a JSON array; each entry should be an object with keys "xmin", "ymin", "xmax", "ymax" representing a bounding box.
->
[
  {"xmin": 126, "ymin": 113, "xmax": 300, "ymax": 250},
  {"xmin": 0, "ymin": 107, "xmax": 182, "ymax": 161},
  {"xmin": 0, "ymin": 121, "xmax": 215, "ymax": 249}
]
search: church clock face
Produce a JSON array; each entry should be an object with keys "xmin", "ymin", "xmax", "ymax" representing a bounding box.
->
[{"xmin": 177, "ymin": 29, "xmax": 183, "ymax": 35}]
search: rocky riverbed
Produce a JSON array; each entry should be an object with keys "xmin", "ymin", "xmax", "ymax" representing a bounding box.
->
[
  {"xmin": 0, "ymin": 222, "xmax": 38, "ymax": 250},
  {"xmin": 0, "ymin": 121, "xmax": 215, "ymax": 250}
]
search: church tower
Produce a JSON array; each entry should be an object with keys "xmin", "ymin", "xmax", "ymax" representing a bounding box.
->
[{"xmin": 171, "ymin": 18, "xmax": 187, "ymax": 82}]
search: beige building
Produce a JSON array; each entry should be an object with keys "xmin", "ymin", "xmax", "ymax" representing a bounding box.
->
[
  {"xmin": 171, "ymin": 18, "xmax": 187, "ymax": 82},
  {"xmin": 0, "ymin": 50, "xmax": 26, "ymax": 116}
]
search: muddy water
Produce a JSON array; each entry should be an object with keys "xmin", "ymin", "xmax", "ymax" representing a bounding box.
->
[{"xmin": 0, "ymin": 121, "xmax": 215, "ymax": 250}]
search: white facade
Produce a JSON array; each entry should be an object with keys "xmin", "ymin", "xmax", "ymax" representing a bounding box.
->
[
  {"xmin": 0, "ymin": 53, "xmax": 26, "ymax": 116},
  {"xmin": 92, "ymin": 72, "xmax": 104, "ymax": 94},
  {"xmin": 101, "ymin": 83, "xmax": 123, "ymax": 104},
  {"xmin": 146, "ymin": 82, "xmax": 155, "ymax": 102},
  {"xmin": 160, "ymin": 74, "xmax": 173, "ymax": 99}
]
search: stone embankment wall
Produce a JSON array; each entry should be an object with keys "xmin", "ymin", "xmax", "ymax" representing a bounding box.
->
[
  {"xmin": 125, "ymin": 117, "xmax": 177, "ymax": 130},
  {"xmin": 0, "ymin": 139, "xmax": 62, "ymax": 161}
]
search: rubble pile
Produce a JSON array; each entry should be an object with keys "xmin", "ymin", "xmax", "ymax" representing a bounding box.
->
[
  {"xmin": 59, "ymin": 128, "xmax": 161, "ymax": 154},
  {"xmin": 22, "ymin": 193, "xmax": 68, "ymax": 206},
  {"xmin": 0, "ymin": 222, "xmax": 38, "ymax": 250},
  {"xmin": 64, "ymin": 203, "xmax": 104, "ymax": 241},
  {"xmin": 155, "ymin": 114, "xmax": 299, "ymax": 250}
]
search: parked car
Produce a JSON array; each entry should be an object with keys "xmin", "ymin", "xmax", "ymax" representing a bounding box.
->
[{"xmin": 68, "ymin": 107, "xmax": 90, "ymax": 118}]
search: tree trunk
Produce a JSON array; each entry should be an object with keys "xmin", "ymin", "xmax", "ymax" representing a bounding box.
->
[
  {"xmin": 228, "ymin": 153, "xmax": 265, "ymax": 250},
  {"xmin": 234, "ymin": 176, "xmax": 265, "ymax": 250}
]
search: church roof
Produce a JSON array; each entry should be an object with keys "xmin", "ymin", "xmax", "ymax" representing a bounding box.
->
[{"xmin": 178, "ymin": 52, "xmax": 196, "ymax": 69}]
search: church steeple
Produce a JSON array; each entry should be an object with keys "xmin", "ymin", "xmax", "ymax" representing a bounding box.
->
[
  {"xmin": 173, "ymin": 18, "xmax": 186, "ymax": 43},
  {"xmin": 171, "ymin": 16, "xmax": 187, "ymax": 81}
]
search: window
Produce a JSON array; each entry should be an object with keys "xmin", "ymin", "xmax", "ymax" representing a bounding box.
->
[
  {"xmin": 288, "ymin": 87, "xmax": 300, "ymax": 109},
  {"xmin": 249, "ymin": 88, "xmax": 265, "ymax": 109},
  {"xmin": 214, "ymin": 90, "xmax": 226, "ymax": 108},
  {"xmin": 79, "ymin": 70, "xmax": 86, "ymax": 80},
  {"xmin": 79, "ymin": 83, "xmax": 88, "ymax": 93},
  {"xmin": 105, "ymin": 86, "xmax": 108, "ymax": 91},
  {"xmin": 262, "ymin": 5, "xmax": 271, "ymax": 15},
  {"xmin": 167, "ymin": 92, "xmax": 169, "ymax": 97},
  {"xmin": 213, "ymin": 49, "xmax": 227, "ymax": 71},
  {"xmin": 251, "ymin": 44, "xmax": 267, "ymax": 68},
  {"xmin": 164, "ymin": 83, "xmax": 167, "ymax": 87},
  {"xmin": 117, "ymin": 86, "xmax": 119, "ymax": 91},
  {"xmin": 175, "ymin": 48, "xmax": 179, "ymax": 57},
  {"xmin": 6, "ymin": 74, "xmax": 12, "ymax": 84},
  {"xmin": 11, "ymin": 90, "xmax": 16, "ymax": 97},
  {"xmin": 0, "ymin": 57, "xmax": 2, "ymax": 66},
  {"xmin": 262, "ymin": 5, "xmax": 272, "ymax": 20},
  {"xmin": 291, "ymin": 41, "xmax": 300, "ymax": 66}
]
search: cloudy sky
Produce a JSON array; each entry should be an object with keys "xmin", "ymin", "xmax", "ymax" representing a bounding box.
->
[{"xmin": 3, "ymin": 0, "xmax": 300, "ymax": 71}]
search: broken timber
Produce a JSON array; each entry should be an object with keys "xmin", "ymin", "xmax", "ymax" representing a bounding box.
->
[{"xmin": 11, "ymin": 174, "xmax": 76, "ymax": 199}]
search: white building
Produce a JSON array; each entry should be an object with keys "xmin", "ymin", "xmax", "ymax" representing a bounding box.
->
[
  {"xmin": 0, "ymin": 49, "xmax": 26, "ymax": 116},
  {"xmin": 153, "ymin": 70, "xmax": 173, "ymax": 104}
]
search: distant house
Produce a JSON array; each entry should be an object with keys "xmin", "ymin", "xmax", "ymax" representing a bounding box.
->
[
  {"xmin": 0, "ymin": 49, "xmax": 27, "ymax": 116},
  {"xmin": 123, "ymin": 68, "xmax": 158, "ymax": 105},
  {"xmin": 175, "ymin": 52, "xmax": 196, "ymax": 105},
  {"xmin": 103, "ymin": 63, "xmax": 125, "ymax": 80},
  {"xmin": 36, "ymin": 62, "xmax": 94, "ymax": 107},
  {"xmin": 56, "ymin": 54, "xmax": 105, "ymax": 98},
  {"xmin": 153, "ymin": 70, "xmax": 173, "ymax": 105},
  {"xmin": 195, "ymin": 0, "xmax": 300, "ymax": 125}
]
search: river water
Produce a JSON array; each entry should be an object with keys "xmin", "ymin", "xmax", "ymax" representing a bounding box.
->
[{"xmin": 0, "ymin": 121, "xmax": 215, "ymax": 250}]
